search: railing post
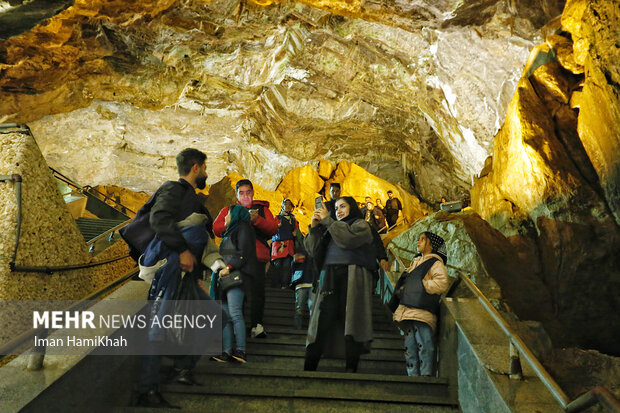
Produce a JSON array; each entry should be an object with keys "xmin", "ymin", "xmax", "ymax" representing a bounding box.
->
[
  {"xmin": 26, "ymin": 328, "xmax": 47, "ymax": 371},
  {"xmin": 509, "ymin": 341, "xmax": 523, "ymax": 380}
]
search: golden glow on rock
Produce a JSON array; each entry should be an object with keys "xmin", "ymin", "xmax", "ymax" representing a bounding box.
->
[
  {"xmin": 317, "ymin": 159, "xmax": 335, "ymax": 181},
  {"xmin": 276, "ymin": 164, "xmax": 324, "ymax": 212}
]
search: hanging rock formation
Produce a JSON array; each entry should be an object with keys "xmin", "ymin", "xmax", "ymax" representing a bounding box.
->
[{"xmin": 0, "ymin": 0, "xmax": 562, "ymax": 202}]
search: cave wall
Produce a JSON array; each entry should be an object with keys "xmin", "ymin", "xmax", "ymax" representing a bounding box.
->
[
  {"xmin": 471, "ymin": 0, "xmax": 620, "ymax": 355},
  {"xmin": 0, "ymin": 0, "xmax": 560, "ymax": 202}
]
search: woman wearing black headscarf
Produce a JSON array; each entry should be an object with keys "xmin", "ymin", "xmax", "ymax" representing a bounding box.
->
[
  {"xmin": 389, "ymin": 231, "xmax": 450, "ymax": 376},
  {"xmin": 303, "ymin": 196, "xmax": 375, "ymax": 372}
]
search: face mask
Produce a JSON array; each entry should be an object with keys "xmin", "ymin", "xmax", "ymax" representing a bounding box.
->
[{"xmin": 196, "ymin": 175, "xmax": 207, "ymax": 190}]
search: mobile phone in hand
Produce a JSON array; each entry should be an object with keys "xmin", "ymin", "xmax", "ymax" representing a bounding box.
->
[{"xmin": 315, "ymin": 196, "xmax": 323, "ymax": 210}]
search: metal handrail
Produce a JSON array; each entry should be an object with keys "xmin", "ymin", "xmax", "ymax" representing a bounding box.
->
[
  {"xmin": 85, "ymin": 219, "xmax": 130, "ymax": 247},
  {"xmin": 0, "ymin": 174, "xmax": 23, "ymax": 269},
  {"xmin": 567, "ymin": 387, "xmax": 620, "ymax": 413},
  {"xmin": 0, "ymin": 171, "xmax": 129, "ymax": 273},
  {"xmin": 456, "ymin": 268, "xmax": 570, "ymax": 406},
  {"xmin": 386, "ymin": 245, "xmax": 619, "ymax": 413},
  {"xmin": 50, "ymin": 167, "xmax": 137, "ymax": 216}
]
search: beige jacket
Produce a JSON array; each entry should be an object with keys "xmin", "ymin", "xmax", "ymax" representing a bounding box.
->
[{"xmin": 392, "ymin": 253, "xmax": 450, "ymax": 330}]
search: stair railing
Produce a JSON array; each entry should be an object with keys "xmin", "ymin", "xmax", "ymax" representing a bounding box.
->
[
  {"xmin": 384, "ymin": 244, "xmax": 619, "ymax": 413},
  {"xmin": 49, "ymin": 167, "xmax": 137, "ymax": 217}
]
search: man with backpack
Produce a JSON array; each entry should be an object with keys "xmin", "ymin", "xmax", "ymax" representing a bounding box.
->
[{"xmin": 120, "ymin": 148, "xmax": 226, "ymax": 408}]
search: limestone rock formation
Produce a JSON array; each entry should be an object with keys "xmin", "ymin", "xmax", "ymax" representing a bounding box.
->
[
  {"xmin": 471, "ymin": 0, "xmax": 620, "ymax": 355},
  {"xmin": 0, "ymin": 0, "xmax": 559, "ymax": 201},
  {"xmin": 0, "ymin": 127, "xmax": 135, "ymax": 344}
]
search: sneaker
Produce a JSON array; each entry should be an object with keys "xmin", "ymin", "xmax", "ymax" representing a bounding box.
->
[
  {"xmin": 136, "ymin": 389, "xmax": 179, "ymax": 409},
  {"xmin": 210, "ymin": 352, "xmax": 233, "ymax": 362},
  {"xmin": 232, "ymin": 349, "xmax": 247, "ymax": 363},
  {"xmin": 251, "ymin": 323, "xmax": 267, "ymax": 338}
]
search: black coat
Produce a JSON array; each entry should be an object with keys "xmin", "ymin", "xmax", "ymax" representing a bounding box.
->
[
  {"xmin": 219, "ymin": 222, "xmax": 262, "ymax": 279},
  {"xmin": 120, "ymin": 179, "xmax": 212, "ymax": 262}
]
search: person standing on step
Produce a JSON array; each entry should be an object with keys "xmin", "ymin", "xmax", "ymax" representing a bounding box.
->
[
  {"xmin": 120, "ymin": 148, "xmax": 227, "ymax": 408},
  {"xmin": 303, "ymin": 196, "xmax": 375, "ymax": 373},
  {"xmin": 290, "ymin": 246, "xmax": 314, "ymax": 330},
  {"xmin": 213, "ymin": 179, "xmax": 279, "ymax": 339},
  {"xmin": 324, "ymin": 182, "xmax": 341, "ymax": 220},
  {"xmin": 210, "ymin": 205, "xmax": 261, "ymax": 363},
  {"xmin": 384, "ymin": 190, "xmax": 403, "ymax": 229},
  {"xmin": 388, "ymin": 232, "xmax": 450, "ymax": 376},
  {"xmin": 359, "ymin": 196, "xmax": 373, "ymax": 218},
  {"xmin": 271, "ymin": 198, "xmax": 299, "ymax": 288}
]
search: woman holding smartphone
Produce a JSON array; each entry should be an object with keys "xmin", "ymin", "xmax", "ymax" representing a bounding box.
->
[{"xmin": 303, "ymin": 196, "xmax": 375, "ymax": 372}]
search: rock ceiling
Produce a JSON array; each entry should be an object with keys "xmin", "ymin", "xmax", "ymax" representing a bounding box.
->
[{"xmin": 0, "ymin": 0, "xmax": 564, "ymax": 202}]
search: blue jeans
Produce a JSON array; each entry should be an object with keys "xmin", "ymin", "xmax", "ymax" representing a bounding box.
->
[
  {"xmin": 404, "ymin": 320, "xmax": 435, "ymax": 376},
  {"xmin": 222, "ymin": 287, "xmax": 245, "ymax": 353},
  {"xmin": 295, "ymin": 287, "xmax": 312, "ymax": 317}
]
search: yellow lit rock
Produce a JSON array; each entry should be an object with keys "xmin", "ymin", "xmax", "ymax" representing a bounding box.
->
[
  {"xmin": 530, "ymin": 61, "xmax": 572, "ymax": 105},
  {"xmin": 562, "ymin": 0, "xmax": 620, "ymax": 225},
  {"xmin": 546, "ymin": 34, "xmax": 583, "ymax": 74},
  {"xmin": 276, "ymin": 163, "xmax": 324, "ymax": 213},
  {"xmin": 317, "ymin": 159, "xmax": 335, "ymax": 181},
  {"xmin": 92, "ymin": 185, "xmax": 151, "ymax": 217},
  {"xmin": 473, "ymin": 77, "xmax": 586, "ymax": 221}
]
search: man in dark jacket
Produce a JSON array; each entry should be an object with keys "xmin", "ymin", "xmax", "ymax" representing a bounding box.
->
[
  {"xmin": 121, "ymin": 148, "xmax": 225, "ymax": 408},
  {"xmin": 384, "ymin": 190, "xmax": 403, "ymax": 229},
  {"xmin": 324, "ymin": 183, "xmax": 341, "ymax": 220},
  {"xmin": 213, "ymin": 179, "xmax": 279, "ymax": 338}
]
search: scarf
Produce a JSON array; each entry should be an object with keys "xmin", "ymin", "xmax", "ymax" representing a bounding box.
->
[
  {"xmin": 222, "ymin": 204, "xmax": 250, "ymax": 237},
  {"xmin": 425, "ymin": 231, "xmax": 448, "ymax": 264},
  {"xmin": 337, "ymin": 196, "xmax": 364, "ymax": 225}
]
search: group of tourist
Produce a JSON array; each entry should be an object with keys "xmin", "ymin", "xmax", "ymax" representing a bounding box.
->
[
  {"xmin": 121, "ymin": 148, "xmax": 451, "ymax": 408},
  {"xmin": 352, "ymin": 189, "xmax": 403, "ymax": 234}
]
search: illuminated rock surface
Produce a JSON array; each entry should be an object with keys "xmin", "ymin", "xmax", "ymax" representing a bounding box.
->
[
  {"xmin": 205, "ymin": 160, "xmax": 429, "ymax": 233},
  {"xmin": 0, "ymin": 0, "xmax": 560, "ymax": 202},
  {"xmin": 471, "ymin": 0, "xmax": 620, "ymax": 355},
  {"xmin": 0, "ymin": 0, "xmax": 618, "ymax": 387}
]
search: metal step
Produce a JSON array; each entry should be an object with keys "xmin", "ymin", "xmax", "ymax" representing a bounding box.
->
[{"xmin": 76, "ymin": 217, "xmax": 127, "ymax": 243}]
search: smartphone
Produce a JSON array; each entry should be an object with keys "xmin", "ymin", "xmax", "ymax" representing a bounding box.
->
[{"xmin": 315, "ymin": 196, "xmax": 323, "ymax": 209}]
